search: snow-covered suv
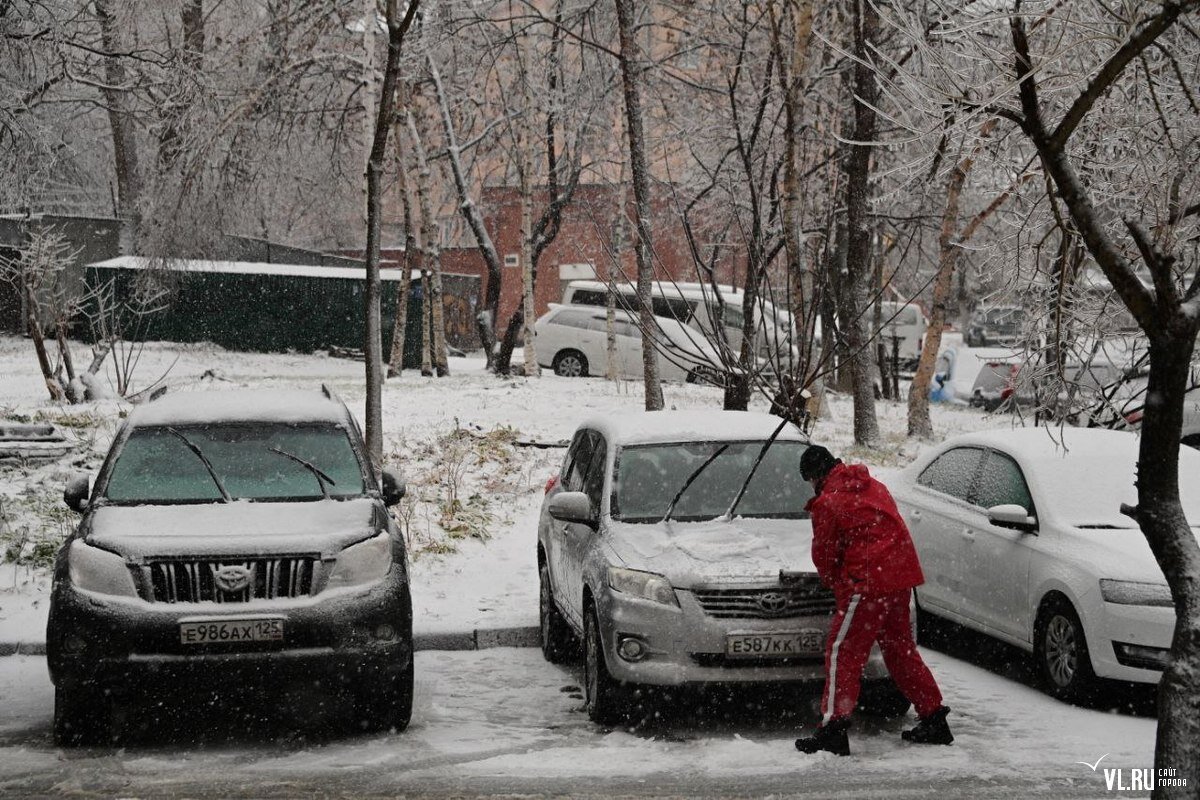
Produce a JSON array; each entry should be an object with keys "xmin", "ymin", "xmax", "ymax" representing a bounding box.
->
[{"xmin": 47, "ymin": 388, "xmax": 413, "ymax": 745}]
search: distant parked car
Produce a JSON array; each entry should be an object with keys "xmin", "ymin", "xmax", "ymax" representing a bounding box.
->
[
  {"xmin": 875, "ymin": 300, "xmax": 928, "ymax": 370},
  {"xmin": 965, "ymin": 306, "xmax": 1026, "ymax": 348},
  {"xmin": 1085, "ymin": 370, "xmax": 1200, "ymax": 450},
  {"xmin": 534, "ymin": 304, "xmax": 731, "ymax": 384},
  {"xmin": 536, "ymin": 410, "xmax": 908, "ymax": 724},
  {"xmin": 891, "ymin": 427, "xmax": 1200, "ymax": 701},
  {"xmin": 47, "ymin": 388, "xmax": 413, "ymax": 745},
  {"xmin": 929, "ymin": 343, "xmax": 1022, "ymax": 406}
]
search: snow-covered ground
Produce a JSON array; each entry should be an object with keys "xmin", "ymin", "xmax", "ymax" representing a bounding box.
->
[{"xmin": 0, "ymin": 335, "xmax": 1161, "ymax": 797}]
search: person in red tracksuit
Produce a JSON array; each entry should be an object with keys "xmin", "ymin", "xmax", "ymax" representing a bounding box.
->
[{"xmin": 794, "ymin": 445, "xmax": 953, "ymax": 756}]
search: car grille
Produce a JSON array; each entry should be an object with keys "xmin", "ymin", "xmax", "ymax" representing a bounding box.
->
[
  {"xmin": 692, "ymin": 581, "xmax": 835, "ymax": 619},
  {"xmin": 144, "ymin": 557, "xmax": 318, "ymax": 603}
]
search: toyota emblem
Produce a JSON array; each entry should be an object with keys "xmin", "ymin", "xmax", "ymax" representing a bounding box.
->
[
  {"xmin": 214, "ymin": 565, "xmax": 252, "ymax": 594},
  {"xmin": 757, "ymin": 592, "xmax": 789, "ymax": 615}
]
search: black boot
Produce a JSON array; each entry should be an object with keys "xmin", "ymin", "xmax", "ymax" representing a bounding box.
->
[
  {"xmin": 795, "ymin": 718, "xmax": 850, "ymax": 756},
  {"xmin": 901, "ymin": 706, "xmax": 954, "ymax": 745}
]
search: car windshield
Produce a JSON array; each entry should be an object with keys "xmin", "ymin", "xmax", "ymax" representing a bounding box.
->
[
  {"xmin": 612, "ymin": 440, "xmax": 814, "ymax": 523},
  {"xmin": 985, "ymin": 308, "xmax": 1023, "ymax": 325},
  {"xmin": 104, "ymin": 423, "xmax": 366, "ymax": 503}
]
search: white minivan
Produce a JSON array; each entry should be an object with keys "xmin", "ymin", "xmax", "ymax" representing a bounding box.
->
[
  {"xmin": 533, "ymin": 304, "xmax": 727, "ymax": 383},
  {"xmin": 561, "ymin": 280, "xmax": 801, "ymax": 362},
  {"xmin": 875, "ymin": 301, "xmax": 928, "ymax": 369}
]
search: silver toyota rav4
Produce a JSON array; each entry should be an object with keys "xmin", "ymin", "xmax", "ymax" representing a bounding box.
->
[{"xmin": 536, "ymin": 410, "xmax": 904, "ymax": 724}]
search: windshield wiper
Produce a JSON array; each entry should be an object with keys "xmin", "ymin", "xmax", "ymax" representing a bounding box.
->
[
  {"xmin": 269, "ymin": 446, "xmax": 336, "ymax": 499},
  {"xmin": 661, "ymin": 444, "xmax": 729, "ymax": 523},
  {"xmin": 165, "ymin": 427, "xmax": 231, "ymax": 503},
  {"xmin": 724, "ymin": 416, "xmax": 791, "ymax": 521}
]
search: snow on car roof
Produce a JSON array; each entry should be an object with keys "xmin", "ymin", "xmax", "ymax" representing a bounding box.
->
[
  {"xmin": 936, "ymin": 427, "xmax": 1200, "ymax": 527},
  {"xmin": 128, "ymin": 389, "xmax": 351, "ymax": 427},
  {"xmin": 580, "ymin": 410, "xmax": 809, "ymax": 447}
]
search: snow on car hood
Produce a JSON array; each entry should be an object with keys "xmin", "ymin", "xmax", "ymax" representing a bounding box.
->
[
  {"xmin": 85, "ymin": 498, "xmax": 378, "ymax": 560},
  {"xmin": 1064, "ymin": 524, "xmax": 1200, "ymax": 584},
  {"xmin": 606, "ymin": 517, "xmax": 815, "ymax": 587}
]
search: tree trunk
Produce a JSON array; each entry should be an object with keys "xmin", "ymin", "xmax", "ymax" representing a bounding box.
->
[
  {"xmin": 420, "ymin": 272, "xmax": 433, "ymax": 377},
  {"xmin": 94, "ymin": 0, "xmax": 142, "ymax": 254},
  {"xmin": 842, "ymin": 0, "xmax": 880, "ymax": 445},
  {"xmin": 387, "ymin": 111, "xmax": 417, "ymax": 378},
  {"xmin": 362, "ymin": 0, "xmax": 420, "ymax": 468},
  {"xmin": 24, "ymin": 278, "xmax": 63, "ymax": 401},
  {"xmin": 405, "ymin": 106, "xmax": 448, "ymax": 376},
  {"xmin": 614, "ymin": 0, "xmax": 663, "ymax": 411},
  {"xmin": 429, "ymin": 57, "xmax": 503, "ymax": 370}
]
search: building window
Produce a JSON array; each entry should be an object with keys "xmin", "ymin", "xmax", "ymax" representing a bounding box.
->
[{"xmin": 504, "ymin": 253, "xmax": 520, "ymax": 268}]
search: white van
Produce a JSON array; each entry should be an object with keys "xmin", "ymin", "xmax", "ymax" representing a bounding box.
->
[
  {"xmin": 875, "ymin": 301, "xmax": 928, "ymax": 368},
  {"xmin": 533, "ymin": 304, "xmax": 726, "ymax": 383},
  {"xmin": 561, "ymin": 280, "xmax": 801, "ymax": 361}
]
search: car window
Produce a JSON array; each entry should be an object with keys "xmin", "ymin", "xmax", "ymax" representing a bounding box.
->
[
  {"xmin": 917, "ymin": 447, "xmax": 984, "ymax": 504},
  {"xmin": 616, "ymin": 319, "xmax": 642, "ymax": 339},
  {"xmin": 570, "ymin": 289, "xmax": 607, "ymax": 307},
  {"xmin": 562, "ymin": 429, "xmax": 595, "ymax": 492},
  {"xmin": 973, "ymin": 450, "xmax": 1034, "ymax": 514},
  {"xmin": 584, "ymin": 315, "xmax": 609, "ymax": 332},
  {"xmin": 104, "ymin": 423, "xmax": 366, "ymax": 503},
  {"xmin": 612, "ymin": 440, "xmax": 814, "ymax": 522},
  {"xmin": 552, "ymin": 309, "xmax": 595, "ymax": 329},
  {"xmin": 582, "ymin": 434, "xmax": 608, "ymax": 511}
]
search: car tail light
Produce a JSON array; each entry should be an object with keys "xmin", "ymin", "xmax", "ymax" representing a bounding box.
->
[
  {"xmin": 1125, "ymin": 409, "xmax": 1144, "ymax": 425},
  {"xmin": 544, "ymin": 474, "xmax": 559, "ymax": 494}
]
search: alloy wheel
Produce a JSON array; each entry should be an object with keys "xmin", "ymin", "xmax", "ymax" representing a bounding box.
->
[
  {"xmin": 1044, "ymin": 614, "xmax": 1078, "ymax": 687},
  {"xmin": 557, "ymin": 355, "xmax": 583, "ymax": 377}
]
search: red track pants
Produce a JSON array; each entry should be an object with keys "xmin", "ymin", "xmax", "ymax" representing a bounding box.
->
[{"xmin": 820, "ymin": 590, "xmax": 943, "ymax": 724}]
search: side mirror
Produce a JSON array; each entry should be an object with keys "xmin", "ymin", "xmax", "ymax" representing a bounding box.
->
[
  {"xmin": 381, "ymin": 469, "xmax": 406, "ymax": 507},
  {"xmin": 64, "ymin": 473, "xmax": 91, "ymax": 513},
  {"xmin": 547, "ymin": 491, "xmax": 597, "ymax": 529},
  {"xmin": 987, "ymin": 504, "xmax": 1037, "ymax": 532}
]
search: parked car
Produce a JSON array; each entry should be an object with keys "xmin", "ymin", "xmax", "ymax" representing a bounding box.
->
[
  {"xmin": 536, "ymin": 410, "xmax": 907, "ymax": 723},
  {"xmin": 875, "ymin": 300, "xmax": 928, "ymax": 370},
  {"xmin": 561, "ymin": 280, "xmax": 803, "ymax": 361},
  {"xmin": 1085, "ymin": 369, "xmax": 1200, "ymax": 450},
  {"xmin": 929, "ymin": 343, "xmax": 1023, "ymax": 406},
  {"xmin": 965, "ymin": 305, "xmax": 1026, "ymax": 347},
  {"xmin": 534, "ymin": 304, "xmax": 734, "ymax": 384},
  {"xmin": 47, "ymin": 388, "xmax": 413, "ymax": 745},
  {"xmin": 890, "ymin": 427, "xmax": 1200, "ymax": 701}
]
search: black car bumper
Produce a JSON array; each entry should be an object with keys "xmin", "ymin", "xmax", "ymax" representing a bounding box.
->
[{"xmin": 47, "ymin": 571, "xmax": 412, "ymax": 693}]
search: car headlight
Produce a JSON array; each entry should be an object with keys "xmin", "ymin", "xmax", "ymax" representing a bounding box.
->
[
  {"xmin": 1099, "ymin": 579, "xmax": 1173, "ymax": 607},
  {"xmin": 326, "ymin": 532, "xmax": 392, "ymax": 590},
  {"xmin": 607, "ymin": 567, "xmax": 679, "ymax": 607},
  {"xmin": 68, "ymin": 540, "xmax": 137, "ymax": 597}
]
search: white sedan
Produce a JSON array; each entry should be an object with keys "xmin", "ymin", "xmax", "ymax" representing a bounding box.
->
[{"xmin": 890, "ymin": 427, "xmax": 1200, "ymax": 700}]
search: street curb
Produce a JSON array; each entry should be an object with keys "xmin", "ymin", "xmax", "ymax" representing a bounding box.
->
[{"xmin": 0, "ymin": 626, "xmax": 539, "ymax": 657}]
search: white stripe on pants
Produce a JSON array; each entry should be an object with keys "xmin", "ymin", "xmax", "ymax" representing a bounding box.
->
[{"xmin": 823, "ymin": 594, "xmax": 861, "ymax": 725}]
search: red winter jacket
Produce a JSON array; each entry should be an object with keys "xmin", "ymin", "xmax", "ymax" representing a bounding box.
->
[{"xmin": 804, "ymin": 462, "xmax": 924, "ymax": 602}]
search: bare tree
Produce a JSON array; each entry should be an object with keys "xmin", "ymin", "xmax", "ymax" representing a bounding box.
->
[
  {"xmin": 363, "ymin": 0, "xmax": 421, "ymax": 467},
  {"xmin": 614, "ymin": 0, "xmax": 663, "ymax": 411}
]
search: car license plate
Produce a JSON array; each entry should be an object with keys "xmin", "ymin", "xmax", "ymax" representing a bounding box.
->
[
  {"xmin": 180, "ymin": 618, "xmax": 283, "ymax": 645},
  {"xmin": 726, "ymin": 629, "xmax": 823, "ymax": 658}
]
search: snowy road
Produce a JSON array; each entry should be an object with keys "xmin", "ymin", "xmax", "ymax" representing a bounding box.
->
[{"xmin": 0, "ymin": 645, "xmax": 1155, "ymax": 798}]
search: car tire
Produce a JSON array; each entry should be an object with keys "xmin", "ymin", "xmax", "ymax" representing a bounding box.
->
[
  {"xmin": 540, "ymin": 563, "xmax": 577, "ymax": 664},
  {"xmin": 552, "ymin": 350, "xmax": 588, "ymax": 378},
  {"xmin": 53, "ymin": 683, "xmax": 111, "ymax": 747},
  {"xmin": 1034, "ymin": 597, "xmax": 1097, "ymax": 703},
  {"xmin": 584, "ymin": 606, "xmax": 629, "ymax": 725},
  {"xmin": 1182, "ymin": 434, "xmax": 1200, "ymax": 451},
  {"xmin": 858, "ymin": 679, "xmax": 912, "ymax": 717}
]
